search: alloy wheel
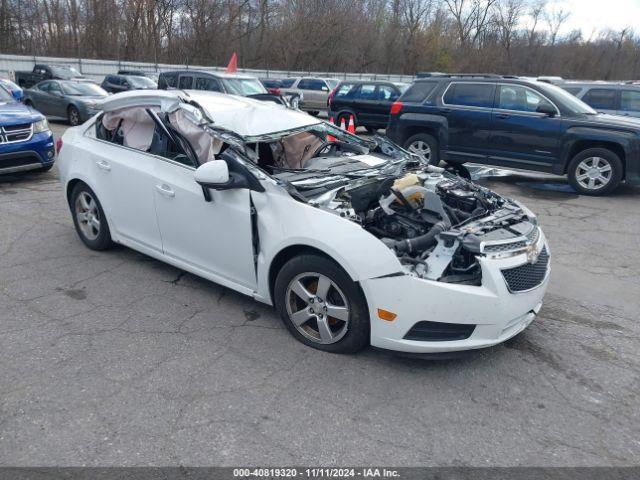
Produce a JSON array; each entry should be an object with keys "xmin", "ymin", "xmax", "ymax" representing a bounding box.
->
[
  {"xmin": 69, "ymin": 108, "xmax": 80, "ymax": 126},
  {"xmin": 575, "ymin": 156, "xmax": 612, "ymax": 191},
  {"xmin": 75, "ymin": 191, "xmax": 101, "ymax": 240},
  {"xmin": 408, "ymin": 140, "xmax": 432, "ymax": 162},
  {"xmin": 285, "ymin": 272, "xmax": 350, "ymax": 344}
]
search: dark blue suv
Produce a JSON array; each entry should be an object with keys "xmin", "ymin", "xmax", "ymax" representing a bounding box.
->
[
  {"xmin": 386, "ymin": 74, "xmax": 640, "ymax": 195},
  {"xmin": 0, "ymin": 85, "xmax": 55, "ymax": 174}
]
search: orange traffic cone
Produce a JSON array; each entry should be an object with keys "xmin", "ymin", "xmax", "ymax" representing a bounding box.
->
[
  {"xmin": 339, "ymin": 116, "xmax": 347, "ymax": 130},
  {"xmin": 327, "ymin": 117, "xmax": 336, "ymax": 142},
  {"xmin": 347, "ymin": 115, "xmax": 356, "ymax": 134}
]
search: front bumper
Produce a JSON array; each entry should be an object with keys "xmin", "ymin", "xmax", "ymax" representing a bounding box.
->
[
  {"xmin": 361, "ymin": 233, "xmax": 550, "ymax": 353},
  {"xmin": 0, "ymin": 131, "xmax": 55, "ymax": 174}
]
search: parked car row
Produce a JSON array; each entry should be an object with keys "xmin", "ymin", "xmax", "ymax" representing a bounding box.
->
[{"xmin": 5, "ymin": 62, "xmax": 640, "ymax": 195}]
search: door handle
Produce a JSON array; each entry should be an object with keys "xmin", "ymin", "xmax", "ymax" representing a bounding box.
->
[
  {"xmin": 496, "ymin": 113, "xmax": 510, "ymax": 119},
  {"xmin": 155, "ymin": 184, "xmax": 175, "ymax": 198},
  {"xmin": 96, "ymin": 160, "xmax": 111, "ymax": 172}
]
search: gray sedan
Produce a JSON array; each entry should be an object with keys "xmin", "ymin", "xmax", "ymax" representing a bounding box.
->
[{"xmin": 23, "ymin": 80, "xmax": 108, "ymax": 126}]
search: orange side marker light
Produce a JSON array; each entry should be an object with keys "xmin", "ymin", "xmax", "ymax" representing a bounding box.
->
[{"xmin": 377, "ymin": 309, "xmax": 397, "ymax": 322}]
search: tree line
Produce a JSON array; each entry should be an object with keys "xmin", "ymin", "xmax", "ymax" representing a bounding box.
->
[{"xmin": 2, "ymin": 0, "xmax": 640, "ymax": 80}]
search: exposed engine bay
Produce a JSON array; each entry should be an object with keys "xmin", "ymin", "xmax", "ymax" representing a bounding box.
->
[{"xmin": 269, "ymin": 134, "xmax": 539, "ymax": 286}]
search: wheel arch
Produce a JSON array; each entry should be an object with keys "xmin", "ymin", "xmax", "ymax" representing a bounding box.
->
[
  {"xmin": 393, "ymin": 114, "xmax": 446, "ymax": 148},
  {"xmin": 566, "ymin": 140, "xmax": 626, "ymax": 175},
  {"xmin": 66, "ymin": 177, "xmax": 85, "ymax": 206},
  {"xmin": 267, "ymin": 244, "xmax": 348, "ymax": 305},
  {"xmin": 65, "ymin": 177, "xmax": 118, "ymax": 240}
]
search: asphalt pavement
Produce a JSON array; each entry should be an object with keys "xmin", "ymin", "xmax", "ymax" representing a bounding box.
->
[{"xmin": 0, "ymin": 121, "xmax": 639, "ymax": 466}]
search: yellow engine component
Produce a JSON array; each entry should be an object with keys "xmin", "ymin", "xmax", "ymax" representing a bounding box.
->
[
  {"xmin": 392, "ymin": 173, "xmax": 419, "ymax": 191},
  {"xmin": 390, "ymin": 174, "xmax": 424, "ymax": 207}
]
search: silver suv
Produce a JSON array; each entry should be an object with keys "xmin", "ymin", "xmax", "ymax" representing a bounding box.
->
[
  {"xmin": 279, "ymin": 77, "xmax": 339, "ymax": 115},
  {"xmin": 560, "ymin": 81, "xmax": 640, "ymax": 118}
]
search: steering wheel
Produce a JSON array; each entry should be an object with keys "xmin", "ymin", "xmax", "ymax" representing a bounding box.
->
[{"xmin": 311, "ymin": 140, "xmax": 339, "ymax": 158}]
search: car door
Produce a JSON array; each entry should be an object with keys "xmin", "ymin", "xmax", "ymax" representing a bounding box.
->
[
  {"xmin": 298, "ymin": 79, "xmax": 329, "ymax": 109},
  {"xmin": 148, "ymin": 123, "xmax": 257, "ymax": 290},
  {"xmin": 440, "ymin": 82, "xmax": 495, "ymax": 163},
  {"xmin": 618, "ymin": 89, "xmax": 640, "ymax": 118},
  {"xmin": 90, "ymin": 122, "xmax": 163, "ymax": 254},
  {"xmin": 580, "ymin": 87, "xmax": 618, "ymax": 115},
  {"xmin": 30, "ymin": 81, "xmax": 53, "ymax": 114},
  {"xmin": 45, "ymin": 81, "xmax": 67, "ymax": 118},
  {"xmin": 373, "ymin": 84, "xmax": 401, "ymax": 127},
  {"xmin": 194, "ymin": 76, "xmax": 222, "ymax": 92},
  {"xmin": 178, "ymin": 74, "xmax": 194, "ymax": 90},
  {"xmin": 351, "ymin": 83, "xmax": 377, "ymax": 125},
  {"xmin": 489, "ymin": 84, "xmax": 562, "ymax": 171}
]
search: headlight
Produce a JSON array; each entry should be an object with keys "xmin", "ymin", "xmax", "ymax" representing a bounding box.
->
[
  {"xmin": 32, "ymin": 118, "xmax": 50, "ymax": 133},
  {"xmin": 84, "ymin": 100, "xmax": 97, "ymax": 108},
  {"xmin": 514, "ymin": 200, "xmax": 538, "ymax": 225}
]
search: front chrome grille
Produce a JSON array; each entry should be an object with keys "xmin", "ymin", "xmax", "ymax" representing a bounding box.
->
[
  {"xmin": 484, "ymin": 240, "xmax": 527, "ymax": 253},
  {"xmin": 0, "ymin": 123, "xmax": 33, "ymax": 144},
  {"xmin": 501, "ymin": 247, "xmax": 550, "ymax": 293},
  {"xmin": 483, "ymin": 226, "xmax": 540, "ymax": 254}
]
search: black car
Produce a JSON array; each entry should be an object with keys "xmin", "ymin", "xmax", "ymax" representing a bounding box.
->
[
  {"xmin": 101, "ymin": 74, "xmax": 157, "ymax": 93},
  {"xmin": 386, "ymin": 74, "xmax": 640, "ymax": 195},
  {"xmin": 328, "ymin": 81, "xmax": 407, "ymax": 133}
]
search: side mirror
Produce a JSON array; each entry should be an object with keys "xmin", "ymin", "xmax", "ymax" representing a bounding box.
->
[
  {"xmin": 536, "ymin": 102, "xmax": 557, "ymax": 116},
  {"xmin": 195, "ymin": 160, "xmax": 251, "ymax": 201},
  {"xmin": 195, "ymin": 160, "xmax": 229, "ymax": 187}
]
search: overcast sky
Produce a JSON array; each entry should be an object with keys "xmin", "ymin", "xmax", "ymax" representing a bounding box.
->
[{"xmin": 546, "ymin": 0, "xmax": 640, "ymax": 37}]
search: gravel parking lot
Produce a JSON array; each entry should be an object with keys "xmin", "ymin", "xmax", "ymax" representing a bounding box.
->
[{"xmin": 1, "ymin": 121, "xmax": 639, "ymax": 466}]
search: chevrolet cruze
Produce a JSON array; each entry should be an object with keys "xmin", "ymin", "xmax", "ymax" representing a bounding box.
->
[{"xmin": 57, "ymin": 90, "xmax": 550, "ymax": 354}]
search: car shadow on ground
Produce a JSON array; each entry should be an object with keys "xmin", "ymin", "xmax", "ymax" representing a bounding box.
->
[{"xmin": 478, "ymin": 173, "xmax": 640, "ymax": 200}]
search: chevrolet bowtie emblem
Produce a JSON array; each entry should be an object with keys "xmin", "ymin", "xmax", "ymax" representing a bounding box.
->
[{"xmin": 526, "ymin": 243, "xmax": 540, "ymax": 264}]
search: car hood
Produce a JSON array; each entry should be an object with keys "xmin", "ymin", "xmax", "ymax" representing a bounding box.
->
[
  {"xmin": 578, "ymin": 112, "xmax": 640, "ymax": 129},
  {"xmin": 0, "ymin": 102, "xmax": 42, "ymax": 126}
]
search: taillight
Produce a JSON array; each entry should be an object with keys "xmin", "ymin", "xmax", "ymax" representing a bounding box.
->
[
  {"xmin": 390, "ymin": 101, "xmax": 403, "ymax": 115},
  {"xmin": 55, "ymin": 138, "xmax": 63, "ymax": 154},
  {"xmin": 327, "ymin": 86, "xmax": 338, "ymax": 107},
  {"xmin": 274, "ymin": 87, "xmax": 281, "ymax": 96}
]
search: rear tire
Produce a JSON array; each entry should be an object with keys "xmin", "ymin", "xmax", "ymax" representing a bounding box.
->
[
  {"xmin": 567, "ymin": 148, "xmax": 623, "ymax": 196},
  {"xmin": 68, "ymin": 105, "xmax": 81, "ymax": 126},
  {"xmin": 24, "ymin": 100, "xmax": 34, "ymax": 108},
  {"xmin": 404, "ymin": 133, "xmax": 439, "ymax": 165},
  {"xmin": 274, "ymin": 254, "xmax": 370, "ymax": 354},
  {"xmin": 70, "ymin": 183, "xmax": 115, "ymax": 251}
]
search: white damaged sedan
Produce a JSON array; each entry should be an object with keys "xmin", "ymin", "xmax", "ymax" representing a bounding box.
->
[{"xmin": 58, "ymin": 90, "xmax": 550, "ymax": 354}]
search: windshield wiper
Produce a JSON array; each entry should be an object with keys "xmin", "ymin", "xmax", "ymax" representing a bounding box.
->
[{"xmin": 271, "ymin": 166, "xmax": 332, "ymax": 174}]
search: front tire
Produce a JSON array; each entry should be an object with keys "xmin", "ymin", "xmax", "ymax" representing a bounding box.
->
[
  {"xmin": 70, "ymin": 183, "xmax": 114, "ymax": 250},
  {"xmin": 274, "ymin": 254, "xmax": 370, "ymax": 354},
  {"xmin": 68, "ymin": 105, "xmax": 81, "ymax": 126},
  {"xmin": 404, "ymin": 133, "xmax": 439, "ymax": 165},
  {"xmin": 567, "ymin": 148, "xmax": 623, "ymax": 196}
]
